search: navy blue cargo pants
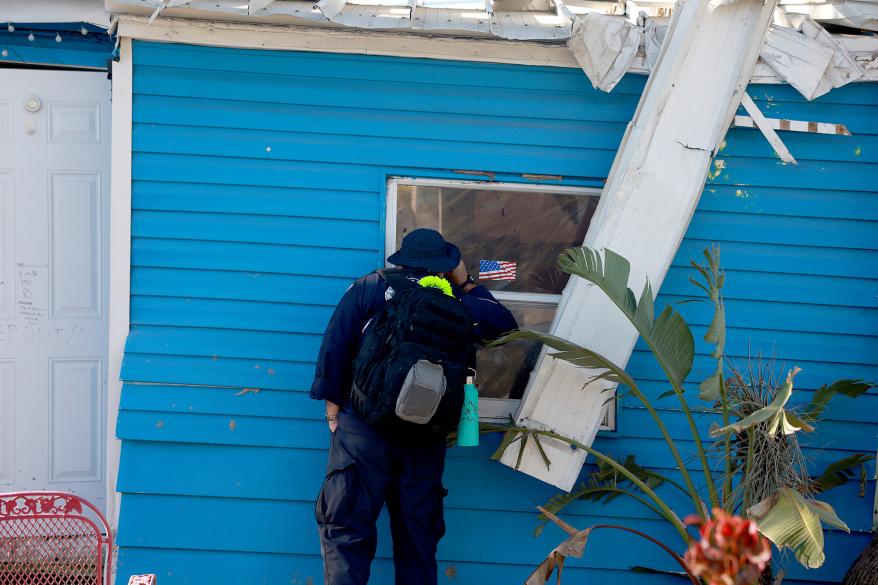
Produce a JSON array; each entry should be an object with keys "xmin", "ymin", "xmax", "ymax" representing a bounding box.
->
[{"xmin": 315, "ymin": 410, "xmax": 448, "ymax": 585}]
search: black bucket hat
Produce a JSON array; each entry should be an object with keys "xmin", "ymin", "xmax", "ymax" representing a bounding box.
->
[{"xmin": 387, "ymin": 228, "xmax": 461, "ymax": 272}]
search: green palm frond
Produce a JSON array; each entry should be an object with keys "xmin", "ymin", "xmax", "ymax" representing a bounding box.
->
[{"xmin": 558, "ymin": 247, "xmax": 694, "ymax": 389}]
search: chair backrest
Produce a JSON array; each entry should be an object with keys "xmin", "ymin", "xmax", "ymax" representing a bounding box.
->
[{"xmin": 0, "ymin": 491, "xmax": 113, "ymax": 585}]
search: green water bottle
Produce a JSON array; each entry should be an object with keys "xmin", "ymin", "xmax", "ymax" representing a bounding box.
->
[{"xmin": 456, "ymin": 376, "xmax": 479, "ymax": 447}]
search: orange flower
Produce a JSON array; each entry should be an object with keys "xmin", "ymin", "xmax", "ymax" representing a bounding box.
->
[{"xmin": 684, "ymin": 509, "xmax": 772, "ymax": 585}]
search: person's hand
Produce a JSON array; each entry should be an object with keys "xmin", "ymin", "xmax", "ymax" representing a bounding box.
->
[
  {"xmin": 449, "ymin": 259, "xmax": 468, "ymax": 287},
  {"xmin": 325, "ymin": 400, "xmax": 340, "ymax": 433}
]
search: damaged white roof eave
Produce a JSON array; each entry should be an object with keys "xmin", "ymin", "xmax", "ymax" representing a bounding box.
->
[{"xmin": 106, "ymin": 0, "xmax": 878, "ymax": 99}]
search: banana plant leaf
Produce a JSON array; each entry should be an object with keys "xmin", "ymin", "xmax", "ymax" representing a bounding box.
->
[
  {"xmin": 803, "ymin": 379, "xmax": 877, "ymax": 422},
  {"xmin": 492, "ymin": 329, "xmax": 637, "ymax": 390},
  {"xmin": 747, "ymin": 487, "xmax": 848, "ymax": 569},
  {"xmin": 813, "ymin": 453, "xmax": 876, "ymax": 496},
  {"xmin": 557, "ymin": 247, "xmax": 694, "ymax": 389},
  {"xmin": 710, "ymin": 367, "xmax": 813, "ymax": 437}
]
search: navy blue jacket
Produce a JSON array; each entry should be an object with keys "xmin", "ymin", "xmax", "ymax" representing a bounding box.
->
[{"xmin": 310, "ymin": 270, "xmax": 518, "ymax": 406}]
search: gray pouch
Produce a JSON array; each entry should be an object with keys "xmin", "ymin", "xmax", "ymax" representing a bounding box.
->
[{"xmin": 395, "ymin": 359, "xmax": 447, "ymax": 424}]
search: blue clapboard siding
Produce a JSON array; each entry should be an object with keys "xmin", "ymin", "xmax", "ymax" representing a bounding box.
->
[
  {"xmin": 0, "ymin": 23, "xmax": 113, "ymax": 69},
  {"xmin": 116, "ymin": 39, "xmax": 877, "ymax": 585}
]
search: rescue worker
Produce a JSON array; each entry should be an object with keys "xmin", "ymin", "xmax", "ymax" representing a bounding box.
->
[{"xmin": 311, "ymin": 228, "xmax": 517, "ymax": 585}]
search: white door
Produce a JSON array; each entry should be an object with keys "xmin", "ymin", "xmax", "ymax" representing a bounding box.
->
[{"xmin": 0, "ymin": 69, "xmax": 110, "ymax": 509}]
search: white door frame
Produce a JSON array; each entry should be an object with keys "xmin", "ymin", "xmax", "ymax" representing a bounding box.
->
[{"xmin": 106, "ymin": 37, "xmax": 133, "ymax": 528}]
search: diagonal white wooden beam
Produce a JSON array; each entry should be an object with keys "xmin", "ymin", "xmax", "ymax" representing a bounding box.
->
[
  {"xmin": 503, "ymin": 0, "xmax": 778, "ymax": 491},
  {"xmin": 739, "ymin": 92, "xmax": 797, "ymax": 164},
  {"xmin": 732, "ymin": 114, "xmax": 851, "ymax": 136}
]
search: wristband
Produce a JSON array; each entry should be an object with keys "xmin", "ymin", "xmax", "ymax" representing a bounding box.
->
[{"xmin": 325, "ymin": 413, "xmax": 339, "ymax": 422}]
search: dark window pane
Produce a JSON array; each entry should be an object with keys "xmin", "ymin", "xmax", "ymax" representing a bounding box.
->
[
  {"xmin": 395, "ymin": 185, "xmax": 599, "ymax": 294},
  {"xmin": 474, "ymin": 300, "xmax": 554, "ymax": 399}
]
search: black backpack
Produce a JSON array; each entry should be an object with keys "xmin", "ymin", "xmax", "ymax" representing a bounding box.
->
[{"xmin": 349, "ymin": 269, "xmax": 475, "ymax": 441}]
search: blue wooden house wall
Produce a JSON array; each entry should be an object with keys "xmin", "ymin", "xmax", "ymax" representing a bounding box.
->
[
  {"xmin": 0, "ymin": 23, "xmax": 113, "ymax": 69},
  {"xmin": 115, "ymin": 39, "xmax": 878, "ymax": 585}
]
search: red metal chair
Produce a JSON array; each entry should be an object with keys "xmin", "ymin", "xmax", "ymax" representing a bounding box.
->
[{"xmin": 0, "ymin": 491, "xmax": 113, "ymax": 585}]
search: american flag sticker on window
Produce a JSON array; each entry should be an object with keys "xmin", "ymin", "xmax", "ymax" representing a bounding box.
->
[{"xmin": 479, "ymin": 260, "xmax": 517, "ymax": 281}]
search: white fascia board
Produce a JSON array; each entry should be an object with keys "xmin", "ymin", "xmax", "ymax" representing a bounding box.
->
[
  {"xmin": 107, "ymin": 37, "xmax": 133, "ymax": 528},
  {"xmin": 503, "ymin": 0, "xmax": 778, "ymax": 492},
  {"xmin": 115, "ymin": 14, "xmax": 584, "ymax": 66},
  {"xmin": 113, "ymin": 14, "xmax": 878, "ymax": 83}
]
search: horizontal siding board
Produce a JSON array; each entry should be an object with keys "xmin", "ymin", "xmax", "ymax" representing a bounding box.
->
[
  {"xmin": 722, "ymin": 130, "xmax": 878, "ymax": 162},
  {"xmin": 133, "ymin": 94, "xmax": 630, "ymax": 151},
  {"xmin": 133, "ymin": 41, "xmax": 649, "ymax": 96},
  {"xmin": 133, "ymin": 65, "xmax": 642, "ymax": 123},
  {"xmin": 698, "ymin": 184, "xmax": 878, "ymax": 219},
  {"xmin": 132, "ymin": 152, "xmax": 380, "ymax": 191},
  {"xmin": 685, "ymin": 210, "xmax": 878, "ymax": 250},
  {"xmin": 130, "ymin": 267, "xmax": 353, "ymax": 306},
  {"xmin": 131, "ymin": 296, "xmax": 334, "ymax": 335},
  {"xmin": 121, "ymin": 354, "xmax": 314, "ymax": 391},
  {"xmin": 672, "ymin": 239, "xmax": 878, "ymax": 280},
  {"xmin": 133, "ymin": 181, "xmax": 380, "ymax": 221},
  {"xmin": 707, "ymin": 156, "xmax": 878, "ymax": 192},
  {"xmin": 747, "ymin": 99, "xmax": 878, "ymax": 135},
  {"xmin": 132, "ymin": 123, "xmax": 615, "ymax": 178},
  {"xmin": 627, "ymin": 352, "xmax": 878, "ymax": 388},
  {"xmin": 132, "ymin": 238, "xmax": 378, "ymax": 278},
  {"xmin": 658, "ymin": 295, "xmax": 878, "ymax": 336},
  {"xmin": 632, "ymin": 324, "xmax": 877, "ymax": 365},
  {"xmin": 747, "ymin": 83, "xmax": 878, "ymax": 106},
  {"xmin": 131, "ymin": 209, "xmax": 380, "ymax": 251},
  {"xmin": 662, "ymin": 267, "xmax": 878, "ymax": 308},
  {"xmin": 124, "ymin": 325, "xmax": 322, "ymax": 362}
]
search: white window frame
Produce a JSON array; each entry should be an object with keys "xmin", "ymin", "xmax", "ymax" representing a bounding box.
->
[{"xmin": 386, "ymin": 177, "xmax": 615, "ymax": 429}]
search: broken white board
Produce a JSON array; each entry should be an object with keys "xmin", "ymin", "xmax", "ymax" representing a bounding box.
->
[{"xmin": 567, "ymin": 13, "xmax": 642, "ymax": 92}]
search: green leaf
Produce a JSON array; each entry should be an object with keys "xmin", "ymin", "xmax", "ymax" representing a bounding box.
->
[
  {"xmin": 690, "ymin": 246, "xmax": 726, "ymax": 402},
  {"xmin": 557, "ymin": 247, "xmax": 694, "ymax": 389},
  {"xmin": 493, "ymin": 329, "xmax": 637, "ymax": 389},
  {"xmin": 698, "ymin": 374, "xmax": 722, "ymax": 403},
  {"xmin": 710, "ymin": 368, "xmax": 811, "ymax": 437},
  {"xmin": 806, "ymin": 499, "xmax": 849, "ymax": 533},
  {"xmin": 803, "ymin": 379, "xmax": 876, "ymax": 421},
  {"xmin": 813, "ymin": 453, "xmax": 876, "ymax": 495},
  {"xmin": 490, "ymin": 430, "xmax": 524, "ymax": 462},
  {"xmin": 748, "ymin": 487, "xmax": 827, "ymax": 569}
]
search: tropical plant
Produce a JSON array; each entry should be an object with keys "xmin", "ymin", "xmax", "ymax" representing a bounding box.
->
[{"xmin": 489, "ymin": 245, "xmax": 876, "ymax": 572}]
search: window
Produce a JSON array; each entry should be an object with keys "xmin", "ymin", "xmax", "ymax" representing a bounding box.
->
[{"xmin": 387, "ymin": 178, "xmax": 609, "ymax": 423}]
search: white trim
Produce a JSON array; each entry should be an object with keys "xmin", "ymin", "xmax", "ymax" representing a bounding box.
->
[
  {"xmin": 739, "ymin": 92, "xmax": 797, "ymax": 165},
  {"xmin": 106, "ymin": 37, "xmax": 133, "ymax": 530},
  {"xmin": 116, "ymin": 14, "xmax": 581, "ymax": 68},
  {"xmin": 385, "ymin": 177, "xmax": 613, "ymax": 428},
  {"xmin": 114, "ymin": 14, "xmax": 878, "ymax": 82},
  {"xmin": 479, "ymin": 397, "xmax": 519, "ymax": 422},
  {"xmin": 491, "ymin": 291, "xmax": 562, "ymax": 305}
]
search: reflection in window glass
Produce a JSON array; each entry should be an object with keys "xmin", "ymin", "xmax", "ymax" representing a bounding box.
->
[
  {"xmin": 393, "ymin": 183, "xmax": 600, "ymax": 400},
  {"xmin": 395, "ymin": 185, "xmax": 599, "ymax": 295}
]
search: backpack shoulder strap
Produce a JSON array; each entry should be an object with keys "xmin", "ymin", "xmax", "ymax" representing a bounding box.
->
[{"xmin": 377, "ymin": 268, "xmax": 420, "ymax": 292}]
